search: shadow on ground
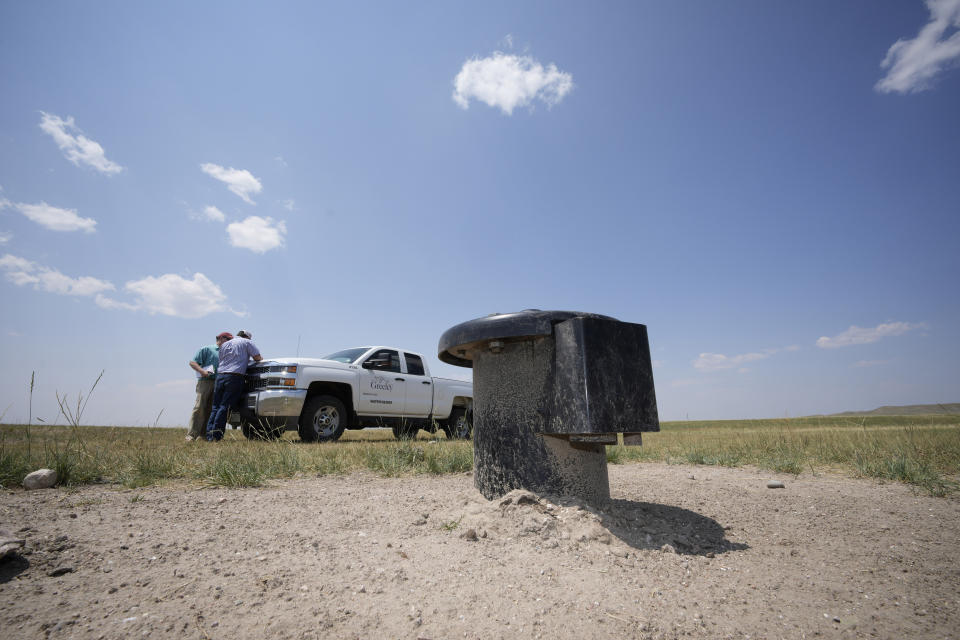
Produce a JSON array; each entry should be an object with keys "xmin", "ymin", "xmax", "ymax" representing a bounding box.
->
[
  {"xmin": 599, "ymin": 499, "xmax": 749, "ymax": 556},
  {"xmin": 0, "ymin": 554, "xmax": 30, "ymax": 583}
]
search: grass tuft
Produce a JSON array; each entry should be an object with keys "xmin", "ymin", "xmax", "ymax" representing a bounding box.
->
[
  {"xmin": 121, "ymin": 448, "xmax": 178, "ymax": 488},
  {"xmin": 203, "ymin": 448, "xmax": 266, "ymax": 487}
]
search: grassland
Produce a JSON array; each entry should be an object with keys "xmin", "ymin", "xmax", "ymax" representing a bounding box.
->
[
  {"xmin": 1, "ymin": 414, "xmax": 958, "ymax": 495},
  {"xmin": 608, "ymin": 414, "xmax": 960, "ymax": 496}
]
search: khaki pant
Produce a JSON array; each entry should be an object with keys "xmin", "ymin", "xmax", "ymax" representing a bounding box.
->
[{"xmin": 188, "ymin": 377, "xmax": 215, "ymax": 438}]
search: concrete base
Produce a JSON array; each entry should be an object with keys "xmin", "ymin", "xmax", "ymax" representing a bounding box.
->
[{"xmin": 473, "ymin": 339, "xmax": 610, "ymax": 507}]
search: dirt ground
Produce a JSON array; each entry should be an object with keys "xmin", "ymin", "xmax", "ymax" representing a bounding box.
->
[{"xmin": 1, "ymin": 463, "xmax": 958, "ymax": 640}]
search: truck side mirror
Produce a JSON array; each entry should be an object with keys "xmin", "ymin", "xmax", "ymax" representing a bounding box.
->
[{"xmin": 363, "ymin": 357, "xmax": 389, "ymax": 370}]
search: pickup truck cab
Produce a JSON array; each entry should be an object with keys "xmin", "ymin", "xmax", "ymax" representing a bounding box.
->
[{"xmin": 233, "ymin": 346, "xmax": 473, "ymax": 442}]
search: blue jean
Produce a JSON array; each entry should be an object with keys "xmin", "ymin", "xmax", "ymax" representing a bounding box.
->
[{"xmin": 205, "ymin": 374, "xmax": 247, "ymax": 441}]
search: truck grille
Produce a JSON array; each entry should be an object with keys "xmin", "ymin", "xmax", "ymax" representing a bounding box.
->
[
  {"xmin": 250, "ymin": 377, "xmax": 283, "ymax": 390},
  {"xmin": 248, "ymin": 365, "xmax": 289, "ymax": 375}
]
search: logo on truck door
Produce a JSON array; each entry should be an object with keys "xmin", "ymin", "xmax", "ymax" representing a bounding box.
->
[{"xmin": 370, "ymin": 376, "xmax": 393, "ymax": 392}]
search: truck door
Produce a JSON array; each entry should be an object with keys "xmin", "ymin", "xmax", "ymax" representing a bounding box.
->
[
  {"xmin": 357, "ymin": 349, "xmax": 405, "ymax": 416},
  {"xmin": 402, "ymin": 352, "xmax": 433, "ymax": 418}
]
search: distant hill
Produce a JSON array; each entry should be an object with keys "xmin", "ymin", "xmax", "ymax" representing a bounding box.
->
[{"xmin": 827, "ymin": 403, "xmax": 960, "ymax": 417}]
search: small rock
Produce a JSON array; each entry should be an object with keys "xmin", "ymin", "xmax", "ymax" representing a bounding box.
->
[
  {"xmin": 767, "ymin": 480, "xmax": 785, "ymax": 489},
  {"xmin": 218, "ymin": 497, "xmax": 227, "ymax": 504},
  {"xmin": 0, "ymin": 529, "xmax": 25, "ymax": 560},
  {"xmin": 499, "ymin": 489, "xmax": 539, "ymax": 507},
  {"xmin": 660, "ymin": 544, "xmax": 676, "ymax": 554},
  {"xmin": 459, "ymin": 528, "xmax": 479, "ymax": 542},
  {"xmin": 832, "ymin": 616, "xmax": 841, "ymax": 623},
  {"xmin": 48, "ymin": 566, "xmax": 74, "ymax": 577},
  {"xmin": 22, "ymin": 468, "xmax": 57, "ymax": 490}
]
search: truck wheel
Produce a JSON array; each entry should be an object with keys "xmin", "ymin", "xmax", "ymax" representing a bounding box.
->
[
  {"xmin": 299, "ymin": 395, "xmax": 347, "ymax": 443},
  {"xmin": 392, "ymin": 421, "xmax": 419, "ymax": 440},
  {"xmin": 241, "ymin": 417, "xmax": 285, "ymax": 440},
  {"xmin": 442, "ymin": 408, "xmax": 472, "ymax": 440}
]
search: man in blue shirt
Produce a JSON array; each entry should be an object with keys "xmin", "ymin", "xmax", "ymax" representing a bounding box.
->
[
  {"xmin": 186, "ymin": 334, "xmax": 228, "ymax": 441},
  {"xmin": 205, "ymin": 331, "xmax": 262, "ymax": 441}
]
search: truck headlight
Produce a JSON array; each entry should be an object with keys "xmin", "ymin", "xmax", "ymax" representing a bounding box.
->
[{"xmin": 283, "ymin": 379, "xmax": 297, "ymax": 387}]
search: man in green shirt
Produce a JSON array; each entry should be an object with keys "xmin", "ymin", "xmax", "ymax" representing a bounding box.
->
[{"xmin": 186, "ymin": 335, "xmax": 226, "ymax": 441}]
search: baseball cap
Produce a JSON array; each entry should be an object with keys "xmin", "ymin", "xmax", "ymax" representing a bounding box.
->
[{"xmin": 216, "ymin": 332, "xmax": 233, "ymax": 340}]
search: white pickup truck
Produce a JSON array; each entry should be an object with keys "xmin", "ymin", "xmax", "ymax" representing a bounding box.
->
[{"xmin": 230, "ymin": 346, "xmax": 473, "ymax": 442}]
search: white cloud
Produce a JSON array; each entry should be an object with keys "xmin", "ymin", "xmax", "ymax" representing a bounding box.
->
[
  {"xmin": 693, "ymin": 345, "xmax": 799, "ymax": 372},
  {"xmin": 0, "ymin": 254, "xmax": 33, "ymax": 271},
  {"xmin": 226, "ymin": 216, "xmax": 286, "ymax": 253},
  {"xmin": 202, "ymin": 205, "xmax": 226, "ymax": 222},
  {"xmin": 0, "ymin": 253, "xmax": 114, "ymax": 297},
  {"xmin": 694, "ymin": 351, "xmax": 769, "ymax": 372},
  {"xmin": 97, "ymin": 272, "xmax": 237, "ymax": 319},
  {"xmin": 0, "ymin": 231, "xmax": 10, "ymax": 244},
  {"xmin": 816, "ymin": 322, "xmax": 925, "ymax": 348},
  {"xmin": 201, "ymin": 163, "xmax": 262, "ymax": 204},
  {"xmin": 876, "ymin": 0, "xmax": 960, "ymax": 93},
  {"xmin": 1, "ymin": 254, "xmax": 239, "ymax": 319},
  {"xmin": 453, "ymin": 51, "xmax": 573, "ymax": 115},
  {"xmin": 38, "ymin": 112, "xmax": 123, "ymax": 174},
  {"xmin": 280, "ymin": 199, "xmax": 296, "ymax": 211},
  {"xmin": 13, "ymin": 201, "xmax": 97, "ymax": 233}
]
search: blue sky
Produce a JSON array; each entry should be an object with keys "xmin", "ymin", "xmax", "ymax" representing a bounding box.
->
[{"xmin": 1, "ymin": 1, "xmax": 958, "ymax": 426}]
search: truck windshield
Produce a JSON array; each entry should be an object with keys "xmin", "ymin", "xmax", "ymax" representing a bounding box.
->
[{"xmin": 323, "ymin": 347, "xmax": 370, "ymax": 364}]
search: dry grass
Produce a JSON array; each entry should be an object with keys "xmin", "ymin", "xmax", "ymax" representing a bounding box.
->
[
  {"xmin": 0, "ymin": 424, "xmax": 471, "ymax": 489},
  {"xmin": 2, "ymin": 414, "xmax": 958, "ymax": 495},
  {"xmin": 607, "ymin": 415, "xmax": 960, "ymax": 496}
]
